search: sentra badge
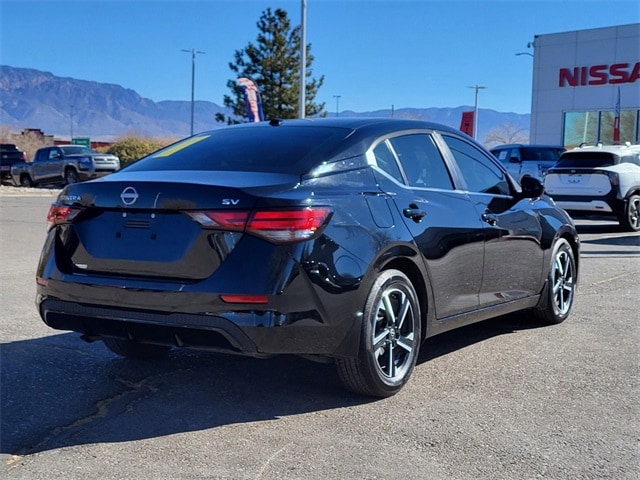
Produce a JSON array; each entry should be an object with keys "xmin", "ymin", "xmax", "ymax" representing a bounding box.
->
[{"xmin": 120, "ymin": 187, "xmax": 139, "ymax": 205}]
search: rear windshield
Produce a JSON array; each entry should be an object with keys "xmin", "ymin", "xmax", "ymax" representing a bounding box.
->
[
  {"xmin": 555, "ymin": 152, "xmax": 617, "ymax": 168},
  {"xmin": 125, "ymin": 125, "xmax": 353, "ymax": 175},
  {"xmin": 521, "ymin": 148, "xmax": 564, "ymax": 162}
]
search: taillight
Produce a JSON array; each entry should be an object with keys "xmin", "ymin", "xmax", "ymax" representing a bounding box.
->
[
  {"xmin": 186, "ymin": 207, "xmax": 332, "ymax": 243},
  {"xmin": 606, "ymin": 171, "xmax": 619, "ymax": 186},
  {"xmin": 46, "ymin": 204, "xmax": 81, "ymax": 230},
  {"xmin": 185, "ymin": 211, "xmax": 249, "ymax": 231}
]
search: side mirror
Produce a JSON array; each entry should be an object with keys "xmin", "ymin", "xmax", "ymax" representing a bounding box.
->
[{"xmin": 520, "ymin": 174, "xmax": 544, "ymax": 198}]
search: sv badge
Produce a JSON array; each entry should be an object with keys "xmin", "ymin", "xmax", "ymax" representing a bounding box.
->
[{"xmin": 222, "ymin": 199, "xmax": 240, "ymax": 205}]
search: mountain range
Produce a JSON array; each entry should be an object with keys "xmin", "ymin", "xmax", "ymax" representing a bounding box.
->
[{"xmin": 0, "ymin": 65, "xmax": 530, "ymax": 142}]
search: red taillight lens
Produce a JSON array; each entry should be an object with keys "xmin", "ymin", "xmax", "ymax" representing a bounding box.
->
[
  {"xmin": 246, "ymin": 207, "xmax": 332, "ymax": 243},
  {"xmin": 46, "ymin": 204, "xmax": 80, "ymax": 230},
  {"xmin": 607, "ymin": 171, "xmax": 619, "ymax": 186},
  {"xmin": 186, "ymin": 207, "xmax": 332, "ymax": 243},
  {"xmin": 185, "ymin": 211, "xmax": 249, "ymax": 230}
]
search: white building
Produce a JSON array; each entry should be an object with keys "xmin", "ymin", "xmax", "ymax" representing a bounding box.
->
[{"xmin": 530, "ymin": 23, "xmax": 639, "ymax": 147}]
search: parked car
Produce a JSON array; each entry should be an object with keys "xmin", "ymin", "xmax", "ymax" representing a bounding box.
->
[
  {"xmin": 11, "ymin": 145, "xmax": 120, "ymax": 187},
  {"xmin": 0, "ymin": 143, "xmax": 27, "ymax": 182},
  {"xmin": 490, "ymin": 144, "xmax": 565, "ymax": 182},
  {"xmin": 544, "ymin": 143, "xmax": 640, "ymax": 231},
  {"xmin": 36, "ymin": 118, "xmax": 579, "ymax": 397}
]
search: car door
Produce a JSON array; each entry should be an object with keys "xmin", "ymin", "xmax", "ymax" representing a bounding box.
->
[
  {"xmin": 371, "ymin": 132, "xmax": 485, "ymax": 319},
  {"xmin": 30, "ymin": 147, "xmax": 54, "ymax": 182},
  {"xmin": 438, "ymin": 134, "xmax": 545, "ymax": 308}
]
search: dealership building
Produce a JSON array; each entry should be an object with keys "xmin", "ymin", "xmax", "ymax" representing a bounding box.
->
[{"xmin": 529, "ymin": 23, "xmax": 639, "ymax": 147}]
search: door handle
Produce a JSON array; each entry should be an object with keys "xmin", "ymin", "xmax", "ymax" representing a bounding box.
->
[
  {"xmin": 481, "ymin": 212, "xmax": 498, "ymax": 226},
  {"xmin": 403, "ymin": 205, "xmax": 427, "ymax": 223}
]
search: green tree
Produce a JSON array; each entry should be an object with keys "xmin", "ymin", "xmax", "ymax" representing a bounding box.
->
[
  {"xmin": 107, "ymin": 135, "xmax": 165, "ymax": 167},
  {"xmin": 217, "ymin": 8, "xmax": 325, "ymax": 124}
]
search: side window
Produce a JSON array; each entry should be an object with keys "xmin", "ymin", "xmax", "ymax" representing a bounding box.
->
[
  {"xmin": 388, "ymin": 134, "xmax": 453, "ymax": 190},
  {"xmin": 48, "ymin": 148, "xmax": 61, "ymax": 161},
  {"xmin": 621, "ymin": 154, "xmax": 640, "ymax": 167},
  {"xmin": 372, "ymin": 141, "xmax": 405, "ymax": 184},
  {"xmin": 442, "ymin": 136, "xmax": 510, "ymax": 195},
  {"xmin": 35, "ymin": 149, "xmax": 47, "ymax": 162}
]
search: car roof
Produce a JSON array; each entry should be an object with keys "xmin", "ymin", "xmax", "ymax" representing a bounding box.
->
[
  {"xmin": 565, "ymin": 144, "xmax": 640, "ymax": 156},
  {"xmin": 206, "ymin": 117, "xmax": 466, "ymax": 137},
  {"xmin": 490, "ymin": 144, "xmax": 564, "ymax": 150}
]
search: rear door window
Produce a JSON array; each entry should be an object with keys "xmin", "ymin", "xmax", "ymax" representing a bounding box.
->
[{"xmin": 387, "ymin": 134, "xmax": 453, "ymax": 190}]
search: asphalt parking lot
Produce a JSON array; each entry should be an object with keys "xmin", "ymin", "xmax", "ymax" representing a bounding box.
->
[{"xmin": 1, "ymin": 189, "xmax": 638, "ymax": 480}]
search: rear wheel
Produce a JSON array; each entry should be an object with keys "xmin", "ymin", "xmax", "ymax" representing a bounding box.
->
[
  {"xmin": 20, "ymin": 174, "xmax": 35, "ymax": 187},
  {"xmin": 336, "ymin": 269, "xmax": 421, "ymax": 397},
  {"xmin": 532, "ymin": 238, "xmax": 576, "ymax": 325},
  {"xmin": 620, "ymin": 194, "xmax": 640, "ymax": 232},
  {"xmin": 102, "ymin": 338, "xmax": 171, "ymax": 359}
]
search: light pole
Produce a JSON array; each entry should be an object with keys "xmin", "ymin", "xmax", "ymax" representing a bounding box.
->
[
  {"xmin": 181, "ymin": 48, "xmax": 205, "ymax": 136},
  {"xmin": 333, "ymin": 95, "xmax": 341, "ymax": 117},
  {"xmin": 299, "ymin": 0, "xmax": 307, "ymax": 119},
  {"xmin": 468, "ymin": 85, "xmax": 486, "ymax": 140},
  {"xmin": 69, "ymin": 104, "xmax": 74, "ymax": 140}
]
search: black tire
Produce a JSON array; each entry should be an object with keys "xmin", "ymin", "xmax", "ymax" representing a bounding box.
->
[
  {"xmin": 20, "ymin": 174, "xmax": 35, "ymax": 187},
  {"xmin": 102, "ymin": 338, "xmax": 171, "ymax": 359},
  {"xmin": 620, "ymin": 194, "xmax": 640, "ymax": 232},
  {"xmin": 336, "ymin": 269, "xmax": 421, "ymax": 397},
  {"xmin": 65, "ymin": 168, "xmax": 79, "ymax": 185},
  {"xmin": 532, "ymin": 238, "xmax": 577, "ymax": 325}
]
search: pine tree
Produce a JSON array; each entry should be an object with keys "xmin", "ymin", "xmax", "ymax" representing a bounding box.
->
[{"xmin": 216, "ymin": 8, "xmax": 325, "ymax": 124}]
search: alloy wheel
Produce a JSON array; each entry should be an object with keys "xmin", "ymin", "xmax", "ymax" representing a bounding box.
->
[{"xmin": 371, "ymin": 287, "xmax": 417, "ymax": 382}]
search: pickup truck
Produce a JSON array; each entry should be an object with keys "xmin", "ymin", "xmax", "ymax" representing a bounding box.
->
[
  {"xmin": 11, "ymin": 145, "xmax": 120, "ymax": 187},
  {"xmin": 1, "ymin": 143, "xmax": 27, "ymax": 182}
]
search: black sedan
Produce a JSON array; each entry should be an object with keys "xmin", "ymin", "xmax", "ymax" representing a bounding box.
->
[{"xmin": 36, "ymin": 118, "xmax": 579, "ymax": 397}]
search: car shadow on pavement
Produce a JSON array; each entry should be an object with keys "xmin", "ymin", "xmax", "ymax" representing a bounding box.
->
[
  {"xmin": 418, "ymin": 312, "xmax": 543, "ymax": 364},
  {"xmin": 2, "ymin": 314, "xmax": 543, "ymax": 458}
]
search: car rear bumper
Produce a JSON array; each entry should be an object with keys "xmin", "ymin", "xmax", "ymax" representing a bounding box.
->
[
  {"xmin": 550, "ymin": 193, "xmax": 624, "ymax": 216},
  {"xmin": 37, "ymin": 292, "xmax": 360, "ymax": 359}
]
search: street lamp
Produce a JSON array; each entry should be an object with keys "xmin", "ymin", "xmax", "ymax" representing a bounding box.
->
[
  {"xmin": 299, "ymin": 0, "xmax": 307, "ymax": 119},
  {"xmin": 69, "ymin": 104, "xmax": 74, "ymax": 140},
  {"xmin": 468, "ymin": 85, "xmax": 487, "ymax": 141},
  {"xmin": 181, "ymin": 48, "xmax": 205, "ymax": 136},
  {"xmin": 515, "ymin": 52, "xmax": 534, "ymax": 57},
  {"xmin": 333, "ymin": 95, "xmax": 341, "ymax": 117}
]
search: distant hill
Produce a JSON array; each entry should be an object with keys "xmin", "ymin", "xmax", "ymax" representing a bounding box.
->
[{"xmin": 0, "ymin": 65, "xmax": 530, "ymax": 142}]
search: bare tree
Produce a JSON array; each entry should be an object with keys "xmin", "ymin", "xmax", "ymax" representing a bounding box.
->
[{"xmin": 484, "ymin": 124, "xmax": 529, "ymax": 148}]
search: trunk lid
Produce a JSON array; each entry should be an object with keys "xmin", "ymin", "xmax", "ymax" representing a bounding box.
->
[{"xmin": 53, "ymin": 170, "xmax": 300, "ymax": 280}]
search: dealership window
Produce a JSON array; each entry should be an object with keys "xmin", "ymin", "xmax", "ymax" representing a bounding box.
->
[{"xmin": 563, "ymin": 110, "xmax": 640, "ymax": 148}]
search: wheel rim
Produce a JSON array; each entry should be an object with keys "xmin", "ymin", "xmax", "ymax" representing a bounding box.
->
[
  {"xmin": 628, "ymin": 197, "xmax": 640, "ymax": 230},
  {"xmin": 551, "ymin": 248, "xmax": 575, "ymax": 316},
  {"xmin": 371, "ymin": 287, "xmax": 417, "ymax": 382}
]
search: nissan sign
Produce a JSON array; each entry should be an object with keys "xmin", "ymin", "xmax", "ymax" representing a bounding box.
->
[{"xmin": 559, "ymin": 62, "xmax": 640, "ymax": 87}]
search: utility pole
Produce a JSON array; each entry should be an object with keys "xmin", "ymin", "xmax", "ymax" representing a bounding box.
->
[
  {"xmin": 181, "ymin": 48, "xmax": 205, "ymax": 136},
  {"xmin": 333, "ymin": 95, "xmax": 341, "ymax": 117},
  {"xmin": 299, "ymin": 0, "xmax": 307, "ymax": 119},
  {"xmin": 468, "ymin": 85, "xmax": 487, "ymax": 140}
]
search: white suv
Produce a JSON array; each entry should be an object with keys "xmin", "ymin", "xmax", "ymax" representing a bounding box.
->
[{"xmin": 544, "ymin": 144, "xmax": 640, "ymax": 231}]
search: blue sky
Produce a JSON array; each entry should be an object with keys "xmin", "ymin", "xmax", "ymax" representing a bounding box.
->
[{"xmin": 1, "ymin": 0, "xmax": 638, "ymax": 114}]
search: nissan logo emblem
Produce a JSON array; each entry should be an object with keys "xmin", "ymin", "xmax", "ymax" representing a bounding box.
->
[{"xmin": 120, "ymin": 187, "xmax": 139, "ymax": 205}]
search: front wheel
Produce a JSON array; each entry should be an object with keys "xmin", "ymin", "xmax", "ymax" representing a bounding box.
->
[
  {"xmin": 336, "ymin": 269, "xmax": 421, "ymax": 397},
  {"xmin": 65, "ymin": 168, "xmax": 79, "ymax": 185},
  {"xmin": 620, "ymin": 194, "xmax": 640, "ymax": 232},
  {"xmin": 532, "ymin": 238, "xmax": 577, "ymax": 325},
  {"xmin": 102, "ymin": 338, "xmax": 171, "ymax": 359}
]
